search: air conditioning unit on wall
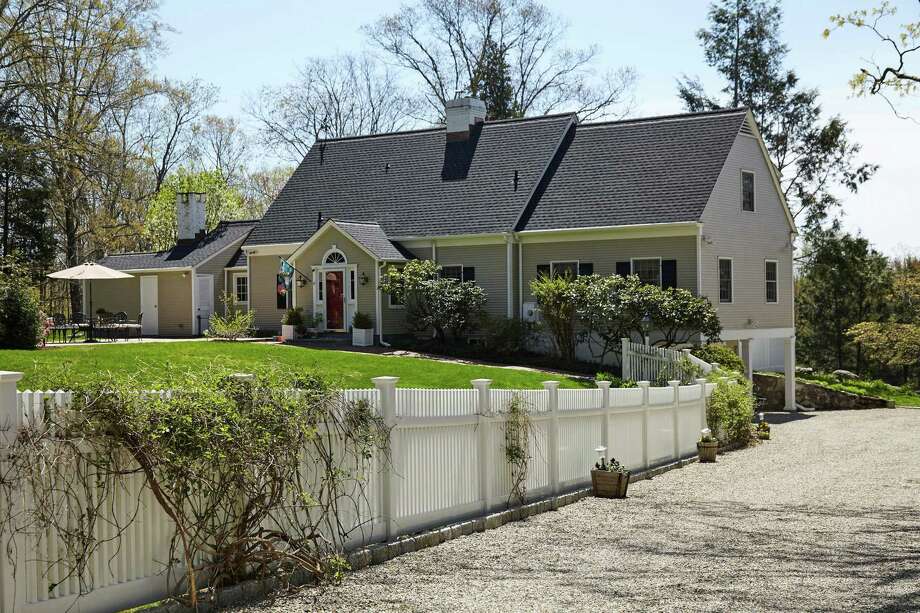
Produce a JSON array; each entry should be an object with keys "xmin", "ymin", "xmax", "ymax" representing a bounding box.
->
[{"xmin": 522, "ymin": 301, "xmax": 540, "ymax": 322}]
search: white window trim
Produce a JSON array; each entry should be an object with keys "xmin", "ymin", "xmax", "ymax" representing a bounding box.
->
[
  {"xmin": 630, "ymin": 257, "xmax": 663, "ymax": 287},
  {"xmin": 765, "ymin": 259, "xmax": 779, "ymax": 304},
  {"xmin": 741, "ymin": 169, "xmax": 756, "ymax": 212},
  {"xmin": 718, "ymin": 257, "xmax": 734, "ymax": 304},
  {"xmin": 550, "ymin": 260, "xmax": 579, "ymax": 277},
  {"xmin": 232, "ymin": 272, "xmax": 249, "ymax": 305},
  {"xmin": 322, "ymin": 245, "xmax": 347, "ymax": 265}
]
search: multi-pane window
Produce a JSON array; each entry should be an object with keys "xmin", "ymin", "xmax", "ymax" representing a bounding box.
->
[
  {"xmin": 550, "ymin": 261, "xmax": 578, "ymax": 278},
  {"xmin": 741, "ymin": 170, "xmax": 755, "ymax": 212},
  {"xmin": 765, "ymin": 260, "xmax": 778, "ymax": 303},
  {"xmin": 718, "ymin": 258, "xmax": 733, "ymax": 303},
  {"xmin": 233, "ymin": 275, "xmax": 248, "ymax": 304},
  {"xmin": 632, "ymin": 258, "xmax": 661, "ymax": 287},
  {"xmin": 441, "ymin": 265, "xmax": 462, "ymax": 280}
]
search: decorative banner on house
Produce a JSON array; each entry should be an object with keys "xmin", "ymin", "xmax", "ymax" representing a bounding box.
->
[{"xmin": 276, "ymin": 273, "xmax": 289, "ymax": 309}]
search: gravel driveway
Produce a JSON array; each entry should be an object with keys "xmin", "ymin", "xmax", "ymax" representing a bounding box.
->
[{"xmin": 235, "ymin": 409, "xmax": 920, "ymax": 612}]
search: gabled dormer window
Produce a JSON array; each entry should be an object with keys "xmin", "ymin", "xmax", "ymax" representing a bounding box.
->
[{"xmin": 741, "ymin": 170, "xmax": 755, "ymax": 212}]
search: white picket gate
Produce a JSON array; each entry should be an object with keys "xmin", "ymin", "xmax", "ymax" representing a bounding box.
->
[
  {"xmin": 0, "ymin": 371, "xmax": 715, "ymax": 613},
  {"xmin": 620, "ymin": 338, "xmax": 713, "ymax": 383}
]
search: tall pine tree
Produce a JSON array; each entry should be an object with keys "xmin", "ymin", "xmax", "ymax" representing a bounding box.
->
[
  {"xmin": 470, "ymin": 38, "xmax": 520, "ymax": 120},
  {"xmin": 678, "ymin": 0, "xmax": 876, "ymax": 234}
]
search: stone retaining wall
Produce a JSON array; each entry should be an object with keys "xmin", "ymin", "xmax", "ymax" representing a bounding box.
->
[{"xmin": 754, "ymin": 373, "xmax": 894, "ymax": 411}]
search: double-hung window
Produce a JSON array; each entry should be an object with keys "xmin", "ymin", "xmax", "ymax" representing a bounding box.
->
[
  {"xmin": 233, "ymin": 274, "xmax": 248, "ymax": 304},
  {"xmin": 440, "ymin": 265, "xmax": 475, "ymax": 282},
  {"xmin": 718, "ymin": 258, "xmax": 733, "ymax": 303},
  {"xmin": 765, "ymin": 260, "xmax": 778, "ymax": 303},
  {"xmin": 632, "ymin": 258, "xmax": 661, "ymax": 287}
]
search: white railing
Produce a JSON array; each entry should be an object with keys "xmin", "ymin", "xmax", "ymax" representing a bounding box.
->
[
  {"xmin": 620, "ymin": 338, "xmax": 713, "ymax": 383},
  {"xmin": 0, "ymin": 371, "xmax": 715, "ymax": 613}
]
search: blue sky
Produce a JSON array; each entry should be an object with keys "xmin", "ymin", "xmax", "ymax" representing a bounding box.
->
[{"xmin": 155, "ymin": 1, "xmax": 918, "ymax": 256}]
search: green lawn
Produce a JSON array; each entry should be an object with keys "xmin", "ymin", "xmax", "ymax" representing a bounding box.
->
[
  {"xmin": 1, "ymin": 341, "xmax": 591, "ymax": 390},
  {"xmin": 797, "ymin": 373, "xmax": 920, "ymax": 407}
]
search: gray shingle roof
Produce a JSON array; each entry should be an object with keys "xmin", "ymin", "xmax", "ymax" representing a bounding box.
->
[
  {"xmin": 243, "ymin": 108, "xmax": 748, "ymax": 246},
  {"xmin": 244, "ymin": 114, "xmax": 575, "ymax": 246},
  {"xmin": 332, "ymin": 220, "xmax": 408, "ymax": 261},
  {"xmin": 225, "ymin": 247, "xmax": 247, "ymax": 268},
  {"xmin": 517, "ymin": 109, "xmax": 747, "ymax": 231},
  {"xmin": 99, "ymin": 220, "xmax": 257, "ymax": 271}
]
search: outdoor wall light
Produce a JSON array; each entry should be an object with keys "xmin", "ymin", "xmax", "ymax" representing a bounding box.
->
[{"xmin": 296, "ymin": 274, "xmax": 308, "ymax": 288}]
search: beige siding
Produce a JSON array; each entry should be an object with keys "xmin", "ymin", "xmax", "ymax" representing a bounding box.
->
[
  {"xmin": 195, "ymin": 238, "xmax": 245, "ymax": 316},
  {"xmin": 90, "ymin": 277, "xmax": 140, "ymax": 317},
  {"xmin": 249, "ymin": 254, "xmax": 287, "ymax": 332},
  {"xmin": 157, "ymin": 272, "xmax": 193, "ymax": 335},
  {"xmin": 700, "ymin": 133, "xmax": 795, "ymax": 331},
  {"xmin": 520, "ymin": 236, "xmax": 698, "ymax": 304},
  {"xmin": 435, "ymin": 243, "xmax": 509, "ymax": 318},
  {"xmin": 293, "ymin": 226, "xmax": 379, "ymax": 331}
]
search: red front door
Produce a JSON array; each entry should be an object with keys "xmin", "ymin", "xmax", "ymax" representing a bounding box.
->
[{"xmin": 325, "ymin": 271, "xmax": 344, "ymax": 329}]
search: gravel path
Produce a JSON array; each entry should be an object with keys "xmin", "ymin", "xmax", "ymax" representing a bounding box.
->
[{"xmin": 235, "ymin": 409, "xmax": 920, "ymax": 612}]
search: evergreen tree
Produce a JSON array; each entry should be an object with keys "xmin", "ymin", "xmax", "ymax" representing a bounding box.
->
[
  {"xmin": 678, "ymin": 0, "xmax": 877, "ymax": 234},
  {"xmin": 797, "ymin": 231, "xmax": 891, "ymax": 372},
  {"xmin": 470, "ymin": 38, "xmax": 520, "ymax": 120}
]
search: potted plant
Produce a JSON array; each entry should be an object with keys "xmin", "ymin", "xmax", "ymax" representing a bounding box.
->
[
  {"xmin": 281, "ymin": 307, "xmax": 304, "ymax": 341},
  {"xmin": 756, "ymin": 413, "xmax": 771, "ymax": 440},
  {"xmin": 590, "ymin": 446, "xmax": 630, "ymax": 498},
  {"xmin": 697, "ymin": 428, "xmax": 718, "ymax": 463},
  {"xmin": 352, "ymin": 312, "xmax": 374, "ymax": 347}
]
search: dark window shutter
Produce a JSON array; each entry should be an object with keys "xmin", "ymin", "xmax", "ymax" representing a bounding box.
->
[
  {"xmin": 462, "ymin": 266, "xmax": 475, "ymax": 282},
  {"xmin": 578, "ymin": 262, "xmax": 593, "ymax": 276},
  {"xmin": 661, "ymin": 260, "xmax": 677, "ymax": 288},
  {"xmin": 615, "ymin": 261, "xmax": 631, "ymax": 277},
  {"xmin": 536, "ymin": 264, "xmax": 551, "ymax": 278}
]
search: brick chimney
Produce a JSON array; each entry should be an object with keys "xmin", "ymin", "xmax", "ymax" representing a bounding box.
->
[
  {"xmin": 176, "ymin": 192, "xmax": 206, "ymax": 244},
  {"xmin": 445, "ymin": 97, "xmax": 486, "ymax": 142}
]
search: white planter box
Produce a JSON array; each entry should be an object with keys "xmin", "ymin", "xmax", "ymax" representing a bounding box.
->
[
  {"xmin": 352, "ymin": 328, "xmax": 374, "ymax": 347},
  {"xmin": 281, "ymin": 324, "xmax": 296, "ymax": 341}
]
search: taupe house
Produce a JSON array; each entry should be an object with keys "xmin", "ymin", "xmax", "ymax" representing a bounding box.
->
[
  {"xmin": 95, "ymin": 98, "xmax": 796, "ymax": 406},
  {"xmin": 94, "ymin": 194, "xmax": 257, "ymax": 336}
]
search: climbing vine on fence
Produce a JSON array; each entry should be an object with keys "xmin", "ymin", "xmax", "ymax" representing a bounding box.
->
[
  {"xmin": 0, "ymin": 364, "xmax": 390, "ymax": 608},
  {"xmin": 502, "ymin": 393, "xmax": 532, "ymax": 508}
]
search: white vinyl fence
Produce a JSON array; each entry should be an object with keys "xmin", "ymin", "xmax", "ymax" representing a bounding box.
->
[
  {"xmin": 0, "ymin": 371, "xmax": 714, "ymax": 613},
  {"xmin": 620, "ymin": 338, "xmax": 713, "ymax": 383}
]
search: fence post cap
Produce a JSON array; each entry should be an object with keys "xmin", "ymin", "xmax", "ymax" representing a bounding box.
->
[
  {"xmin": 470, "ymin": 378, "xmax": 492, "ymax": 387},
  {"xmin": 681, "ymin": 348, "xmax": 691, "ymax": 354},
  {"xmin": 668, "ymin": 380, "xmax": 681, "ymax": 387},
  {"xmin": 0, "ymin": 372, "xmax": 24, "ymax": 383},
  {"xmin": 371, "ymin": 376, "xmax": 400, "ymax": 386},
  {"xmin": 542, "ymin": 380, "xmax": 560, "ymax": 390},
  {"xmin": 711, "ymin": 362, "xmax": 720, "ymax": 370},
  {"xmin": 595, "ymin": 380, "xmax": 611, "ymax": 389},
  {"xmin": 695, "ymin": 378, "xmax": 708, "ymax": 385},
  {"xmin": 636, "ymin": 381, "xmax": 650, "ymax": 388}
]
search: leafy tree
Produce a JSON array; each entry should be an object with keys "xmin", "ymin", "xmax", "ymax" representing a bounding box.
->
[
  {"xmin": 797, "ymin": 231, "xmax": 891, "ymax": 372},
  {"xmin": 825, "ymin": 2, "xmax": 920, "ymax": 118},
  {"xmin": 144, "ymin": 169, "xmax": 253, "ymax": 251},
  {"xmin": 379, "ymin": 259, "xmax": 486, "ymax": 343},
  {"xmin": 365, "ymin": 0, "xmax": 635, "ymax": 121},
  {"xmin": 573, "ymin": 274, "xmax": 648, "ymax": 361},
  {"xmin": 647, "ymin": 286, "xmax": 722, "ymax": 348},
  {"xmin": 678, "ymin": 0, "xmax": 876, "ymax": 233},
  {"xmin": 0, "ymin": 256, "xmax": 42, "ymax": 348},
  {"xmin": 530, "ymin": 272, "xmax": 580, "ymax": 362},
  {"xmin": 470, "ymin": 37, "xmax": 519, "ymax": 120}
]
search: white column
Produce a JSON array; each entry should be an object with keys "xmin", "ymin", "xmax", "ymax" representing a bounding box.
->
[
  {"xmin": 0, "ymin": 371, "xmax": 24, "ymax": 613},
  {"xmin": 543, "ymin": 380, "xmax": 560, "ymax": 494},
  {"xmin": 740, "ymin": 338, "xmax": 753, "ymax": 380},
  {"xmin": 372, "ymin": 376, "xmax": 399, "ymax": 540},
  {"xmin": 784, "ymin": 335, "xmax": 798, "ymax": 412},
  {"xmin": 506, "ymin": 238, "xmax": 514, "ymax": 319},
  {"xmin": 472, "ymin": 379, "xmax": 493, "ymax": 513}
]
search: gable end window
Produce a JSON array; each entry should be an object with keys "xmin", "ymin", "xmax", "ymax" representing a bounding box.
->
[
  {"xmin": 765, "ymin": 260, "xmax": 778, "ymax": 303},
  {"xmin": 741, "ymin": 170, "xmax": 755, "ymax": 212},
  {"xmin": 718, "ymin": 258, "xmax": 733, "ymax": 303}
]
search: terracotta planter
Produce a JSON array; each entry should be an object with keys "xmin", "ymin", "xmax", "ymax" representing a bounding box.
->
[
  {"xmin": 697, "ymin": 440, "xmax": 719, "ymax": 463},
  {"xmin": 591, "ymin": 469, "xmax": 630, "ymax": 498}
]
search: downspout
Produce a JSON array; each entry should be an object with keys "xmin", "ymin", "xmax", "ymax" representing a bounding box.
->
[
  {"xmin": 696, "ymin": 222, "xmax": 705, "ymax": 343},
  {"xmin": 506, "ymin": 234, "xmax": 514, "ymax": 318},
  {"xmin": 517, "ymin": 241, "xmax": 523, "ymax": 319},
  {"xmin": 191, "ymin": 267, "xmax": 198, "ymax": 336}
]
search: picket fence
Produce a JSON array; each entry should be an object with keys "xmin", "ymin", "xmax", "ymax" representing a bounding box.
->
[
  {"xmin": 0, "ymin": 371, "xmax": 714, "ymax": 613},
  {"xmin": 620, "ymin": 338, "xmax": 714, "ymax": 383}
]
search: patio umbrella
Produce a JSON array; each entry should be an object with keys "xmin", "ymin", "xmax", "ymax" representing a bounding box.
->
[{"xmin": 48, "ymin": 263, "xmax": 134, "ymax": 341}]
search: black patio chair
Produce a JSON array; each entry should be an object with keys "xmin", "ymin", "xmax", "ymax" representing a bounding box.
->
[
  {"xmin": 70, "ymin": 313, "xmax": 87, "ymax": 341},
  {"xmin": 51, "ymin": 313, "xmax": 67, "ymax": 343},
  {"xmin": 114, "ymin": 312, "xmax": 129, "ymax": 341},
  {"xmin": 123, "ymin": 312, "xmax": 143, "ymax": 340}
]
